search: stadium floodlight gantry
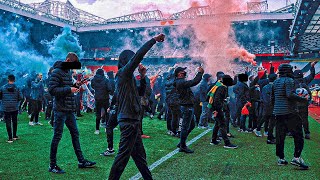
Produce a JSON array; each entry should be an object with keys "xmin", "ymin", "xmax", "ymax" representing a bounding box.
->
[{"xmin": 290, "ymin": 0, "xmax": 320, "ymax": 53}]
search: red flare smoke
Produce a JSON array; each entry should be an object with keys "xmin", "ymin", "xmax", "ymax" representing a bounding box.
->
[{"xmin": 228, "ymin": 48, "xmax": 257, "ymax": 66}]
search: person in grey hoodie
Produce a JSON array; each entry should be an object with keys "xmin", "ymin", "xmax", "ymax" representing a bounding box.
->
[
  {"xmin": 109, "ymin": 34, "xmax": 165, "ymax": 180},
  {"xmin": 0, "ymin": 75, "xmax": 22, "ymax": 143}
]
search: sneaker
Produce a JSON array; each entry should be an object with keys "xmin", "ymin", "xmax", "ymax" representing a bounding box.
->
[
  {"xmin": 167, "ymin": 130, "xmax": 174, "ymax": 135},
  {"xmin": 223, "ymin": 144, "xmax": 238, "ymax": 149},
  {"xmin": 287, "ymin": 132, "xmax": 293, "ymax": 137},
  {"xmin": 77, "ymin": 114, "xmax": 83, "ymax": 117},
  {"xmin": 141, "ymin": 135, "xmax": 150, "ymax": 138},
  {"xmin": 277, "ymin": 159, "xmax": 288, "ymax": 166},
  {"xmin": 267, "ymin": 139, "xmax": 276, "ymax": 144},
  {"xmin": 150, "ymin": 114, "xmax": 154, "ymax": 119},
  {"xmin": 290, "ymin": 157, "xmax": 309, "ymax": 170},
  {"xmin": 179, "ymin": 146, "xmax": 194, "ymax": 153},
  {"xmin": 238, "ymin": 129, "xmax": 244, "ymax": 132},
  {"xmin": 247, "ymin": 128, "xmax": 253, "ymax": 133},
  {"xmin": 35, "ymin": 122, "xmax": 43, "ymax": 126},
  {"xmin": 78, "ymin": 159, "xmax": 96, "ymax": 168},
  {"xmin": 264, "ymin": 132, "xmax": 268, "ymax": 137},
  {"xmin": 7, "ymin": 139, "xmax": 13, "ymax": 143},
  {"xmin": 49, "ymin": 165, "xmax": 66, "ymax": 174},
  {"xmin": 305, "ymin": 133, "xmax": 310, "ymax": 139},
  {"xmin": 100, "ymin": 149, "xmax": 115, "ymax": 156},
  {"xmin": 94, "ymin": 130, "xmax": 100, "ymax": 135},
  {"xmin": 29, "ymin": 122, "xmax": 34, "ymax": 126},
  {"xmin": 253, "ymin": 129, "xmax": 262, "ymax": 137},
  {"xmin": 28, "ymin": 114, "xmax": 31, "ymax": 118},
  {"xmin": 210, "ymin": 140, "xmax": 220, "ymax": 145},
  {"xmin": 13, "ymin": 136, "xmax": 20, "ymax": 140}
]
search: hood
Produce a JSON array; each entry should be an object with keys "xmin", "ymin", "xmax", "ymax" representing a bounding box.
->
[
  {"xmin": 5, "ymin": 84, "xmax": 16, "ymax": 92},
  {"xmin": 107, "ymin": 71, "xmax": 114, "ymax": 79},
  {"xmin": 96, "ymin": 68, "xmax": 104, "ymax": 76},
  {"xmin": 268, "ymin": 73, "xmax": 277, "ymax": 82},
  {"xmin": 278, "ymin": 64, "xmax": 293, "ymax": 77},
  {"xmin": 93, "ymin": 74, "xmax": 106, "ymax": 82},
  {"xmin": 293, "ymin": 70, "xmax": 303, "ymax": 79},
  {"xmin": 118, "ymin": 50, "xmax": 135, "ymax": 69},
  {"xmin": 53, "ymin": 61, "xmax": 63, "ymax": 69}
]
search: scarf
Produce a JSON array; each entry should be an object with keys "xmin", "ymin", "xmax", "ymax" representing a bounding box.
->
[{"xmin": 207, "ymin": 80, "xmax": 225, "ymax": 109}]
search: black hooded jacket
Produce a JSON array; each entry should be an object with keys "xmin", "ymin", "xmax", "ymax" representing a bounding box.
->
[
  {"xmin": 116, "ymin": 38, "xmax": 156, "ymax": 121},
  {"xmin": 48, "ymin": 61, "xmax": 76, "ymax": 112},
  {"xmin": 175, "ymin": 72, "xmax": 203, "ymax": 106},
  {"xmin": 91, "ymin": 69, "xmax": 112, "ymax": 101}
]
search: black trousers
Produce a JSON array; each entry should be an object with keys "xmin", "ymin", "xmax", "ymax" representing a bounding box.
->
[
  {"xmin": 106, "ymin": 109, "xmax": 118, "ymax": 150},
  {"xmin": 95, "ymin": 100, "xmax": 110, "ymax": 130},
  {"xmin": 30, "ymin": 100, "xmax": 42, "ymax": 123},
  {"xmin": 45, "ymin": 102, "xmax": 53, "ymax": 119},
  {"xmin": 109, "ymin": 120, "xmax": 152, "ymax": 180},
  {"xmin": 193, "ymin": 101, "xmax": 202, "ymax": 126},
  {"xmin": 169, "ymin": 105, "xmax": 180, "ymax": 134},
  {"xmin": 4, "ymin": 111, "xmax": 18, "ymax": 140},
  {"xmin": 298, "ymin": 106, "xmax": 310, "ymax": 134},
  {"xmin": 211, "ymin": 110, "xmax": 230, "ymax": 145},
  {"xmin": 257, "ymin": 114, "xmax": 270, "ymax": 132},
  {"xmin": 165, "ymin": 105, "xmax": 172, "ymax": 131},
  {"xmin": 267, "ymin": 114, "xmax": 276, "ymax": 141},
  {"xmin": 75, "ymin": 93, "xmax": 81, "ymax": 116},
  {"xmin": 275, "ymin": 113, "xmax": 304, "ymax": 159}
]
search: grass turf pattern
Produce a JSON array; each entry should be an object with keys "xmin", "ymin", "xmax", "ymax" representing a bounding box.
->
[{"xmin": 0, "ymin": 113, "xmax": 319, "ymax": 179}]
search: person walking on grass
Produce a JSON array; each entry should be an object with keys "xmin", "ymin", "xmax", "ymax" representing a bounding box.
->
[
  {"xmin": 29, "ymin": 73, "xmax": 44, "ymax": 126},
  {"xmin": 91, "ymin": 68, "xmax": 112, "ymax": 135},
  {"xmin": 272, "ymin": 64, "xmax": 309, "ymax": 169},
  {"xmin": 208, "ymin": 75, "xmax": 238, "ymax": 149},
  {"xmin": 0, "ymin": 74, "xmax": 22, "ymax": 143},
  {"xmin": 108, "ymin": 34, "xmax": 165, "ymax": 180},
  {"xmin": 48, "ymin": 52, "xmax": 96, "ymax": 174}
]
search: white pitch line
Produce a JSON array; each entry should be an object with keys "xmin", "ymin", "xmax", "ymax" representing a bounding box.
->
[{"xmin": 130, "ymin": 128, "xmax": 211, "ymax": 180}]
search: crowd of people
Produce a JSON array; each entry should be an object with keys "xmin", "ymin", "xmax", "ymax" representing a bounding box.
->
[{"xmin": 0, "ymin": 33, "xmax": 318, "ymax": 179}]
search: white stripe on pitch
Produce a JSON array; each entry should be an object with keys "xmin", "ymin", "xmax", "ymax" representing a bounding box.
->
[{"xmin": 129, "ymin": 128, "xmax": 211, "ymax": 180}]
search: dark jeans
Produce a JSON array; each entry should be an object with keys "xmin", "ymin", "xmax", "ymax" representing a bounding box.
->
[
  {"xmin": 240, "ymin": 115, "xmax": 248, "ymax": 130},
  {"xmin": 169, "ymin": 105, "xmax": 180, "ymax": 134},
  {"xmin": 267, "ymin": 114, "xmax": 276, "ymax": 140},
  {"xmin": 22, "ymin": 98, "xmax": 32, "ymax": 115},
  {"xmin": 4, "ymin": 111, "xmax": 18, "ymax": 139},
  {"xmin": 30, "ymin": 100, "xmax": 42, "ymax": 123},
  {"xmin": 106, "ymin": 109, "xmax": 118, "ymax": 150},
  {"xmin": 298, "ymin": 106, "xmax": 309, "ymax": 134},
  {"xmin": 199, "ymin": 102, "xmax": 211, "ymax": 127},
  {"xmin": 45, "ymin": 102, "xmax": 53, "ymax": 119},
  {"xmin": 212, "ymin": 110, "xmax": 230, "ymax": 145},
  {"xmin": 257, "ymin": 114, "xmax": 270, "ymax": 132},
  {"xmin": 75, "ymin": 93, "xmax": 81, "ymax": 116},
  {"xmin": 50, "ymin": 111, "xmax": 84, "ymax": 165},
  {"xmin": 95, "ymin": 100, "xmax": 110, "ymax": 130},
  {"xmin": 166, "ymin": 105, "xmax": 172, "ymax": 131},
  {"xmin": 193, "ymin": 101, "xmax": 202, "ymax": 126},
  {"xmin": 180, "ymin": 106, "xmax": 194, "ymax": 148},
  {"xmin": 275, "ymin": 113, "xmax": 304, "ymax": 159},
  {"xmin": 235, "ymin": 101, "xmax": 245, "ymax": 126},
  {"xmin": 109, "ymin": 120, "xmax": 152, "ymax": 180}
]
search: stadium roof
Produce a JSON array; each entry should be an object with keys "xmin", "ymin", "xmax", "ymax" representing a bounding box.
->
[
  {"xmin": 0, "ymin": 0, "xmax": 294, "ymax": 32},
  {"xmin": 290, "ymin": 0, "xmax": 320, "ymax": 53}
]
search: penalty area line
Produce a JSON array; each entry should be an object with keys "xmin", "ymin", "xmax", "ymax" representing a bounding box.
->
[{"xmin": 129, "ymin": 128, "xmax": 211, "ymax": 180}]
